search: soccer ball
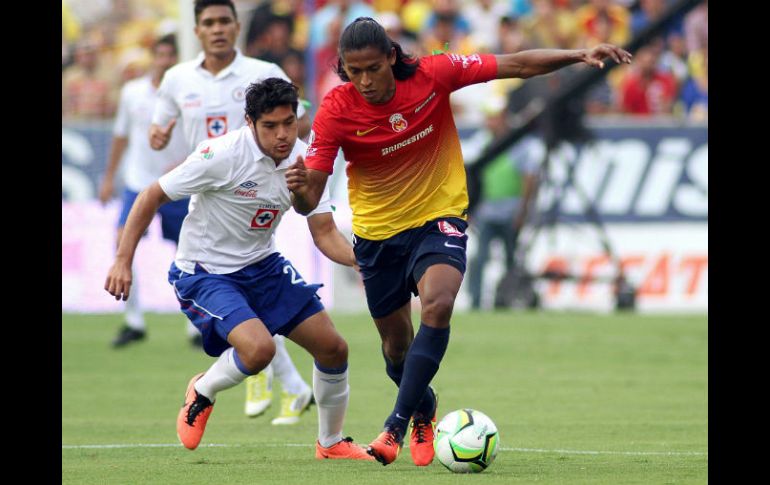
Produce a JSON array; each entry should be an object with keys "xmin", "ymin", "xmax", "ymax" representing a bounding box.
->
[{"xmin": 434, "ymin": 409, "xmax": 499, "ymax": 473}]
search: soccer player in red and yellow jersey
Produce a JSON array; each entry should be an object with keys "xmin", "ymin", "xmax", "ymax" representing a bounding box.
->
[{"xmin": 287, "ymin": 17, "xmax": 632, "ymax": 466}]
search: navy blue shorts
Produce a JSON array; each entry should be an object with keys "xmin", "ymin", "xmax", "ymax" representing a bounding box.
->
[
  {"xmin": 118, "ymin": 189, "xmax": 190, "ymax": 244},
  {"xmin": 353, "ymin": 217, "xmax": 468, "ymax": 319},
  {"xmin": 167, "ymin": 253, "xmax": 325, "ymax": 357}
]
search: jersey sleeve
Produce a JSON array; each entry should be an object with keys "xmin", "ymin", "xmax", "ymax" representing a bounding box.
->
[
  {"xmin": 429, "ymin": 53, "xmax": 498, "ymax": 93},
  {"xmin": 304, "ymin": 105, "xmax": 340, "ymax": 174},
  {"xmin": 158, "ymin": 141, "xmax": 231, "ymax": 200},
  {"xmin": 112, "ymin": 85, "xmax": 130, "ymax": 137},
  {"xmin": 151, "ymin": 70, "xmax": 180, "ymax": 126}
]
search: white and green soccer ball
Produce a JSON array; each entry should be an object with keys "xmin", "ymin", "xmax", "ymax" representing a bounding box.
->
[{"xmin": 434, "ymin": 408, "xmax": 499, "ymax": 473}]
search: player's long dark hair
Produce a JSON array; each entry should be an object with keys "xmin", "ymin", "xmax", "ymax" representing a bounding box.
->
[{"xmin": 336, "ymin": 17, "xmax": 419, "ymax": 82}]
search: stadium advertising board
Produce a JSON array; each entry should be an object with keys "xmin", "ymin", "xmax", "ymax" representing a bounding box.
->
[{"xmin": 62, "ymin": 123, "xmax": 706, "ymax": 312}]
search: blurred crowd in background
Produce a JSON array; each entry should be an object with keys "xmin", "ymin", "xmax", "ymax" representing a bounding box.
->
[{"xmin": 62, "ymin": 0, "xmax": 708, "ymax": 124}]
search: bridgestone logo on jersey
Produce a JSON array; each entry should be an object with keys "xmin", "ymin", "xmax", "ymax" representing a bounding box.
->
[{"xmin": 382, "ymin": 124, "xmax": 434, "ymax": 156}]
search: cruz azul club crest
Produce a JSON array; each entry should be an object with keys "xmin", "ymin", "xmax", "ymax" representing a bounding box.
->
[
  {"xmin": 251, "ymin": 208, "xmax": 279, "ymax": 229},
  {"xmin": 389, "ymin": 113, "xmax": 408, "ymax": 132},
  {"xmin": 206, "ymin": 114, "xmax": 227, "ymax": 138}
]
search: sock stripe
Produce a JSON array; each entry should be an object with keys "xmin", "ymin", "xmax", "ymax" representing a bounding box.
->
[
  {"xmin": 231, "ymin": 349, "xmax": 253, "ymax": 376},
  {"xmin": 314, "ymin": 361, "xmax": 348, "ymax": 375}
]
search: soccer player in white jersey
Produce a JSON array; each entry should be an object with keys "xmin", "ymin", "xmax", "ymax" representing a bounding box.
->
[
  {"xmin": 99, "ymin": 34, "xmax": 202, "ymax": 348},
  {"xmin": 149, "ymin": 0, "xmax": 309, "ymax": 153},
  {"xmin": 149, "ymin": 0, "xmax": 312, "ymax": 424},
  {"xmin": 105, "ymin": 78, "xmax": 373, "ymax": 459}
]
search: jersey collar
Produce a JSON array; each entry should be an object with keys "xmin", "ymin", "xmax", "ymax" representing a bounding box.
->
[{"xmin": 194, "ymin": 48, "xmax": 244, "ymax": 79}]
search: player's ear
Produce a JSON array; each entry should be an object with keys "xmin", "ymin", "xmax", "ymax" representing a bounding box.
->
[{"xmin": 388, "ymin": 46, "xmax": 396, "ymax": 66}]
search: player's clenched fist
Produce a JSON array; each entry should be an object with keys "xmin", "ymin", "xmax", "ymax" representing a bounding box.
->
[
  {"xmin": 149, "ymin": 118, "xmax": 177, "ymax": 150},
  {"xmin": 286, "ymin": 155, "xmax": 307, "ymax": 193}
]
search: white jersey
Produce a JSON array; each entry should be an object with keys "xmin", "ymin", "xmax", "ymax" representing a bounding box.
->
[
  {"xmin": 152, "ymin": 49, "xmax": 306, "ymax": 152},
  {"xmin": 158, "ymin": 126, "xmax": 331, "ymax": 274},
  {"xmin": 113, "ymin": 75, "xmax": 189, "ymax": 191}
]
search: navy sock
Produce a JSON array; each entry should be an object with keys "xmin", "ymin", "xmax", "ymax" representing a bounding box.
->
[
  {"xmin": 385, "ymin": 323, "xmax": 450, "ymax": 440},
  {"xmin": 383, "ymin": 346, "xmax": 437, "ymax": 420},
  {"xmin": 414, "ymin": 386, "xmax": 436, "ymax": 418}
]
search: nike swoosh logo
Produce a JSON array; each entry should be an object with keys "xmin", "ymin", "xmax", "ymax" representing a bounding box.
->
[
  {"xmin": 356, "ymin": 127, "xmax": 377, "ymax": 136},
  {"xmin": 444, "ymin": 242, "xmax": 464, "ymax": 249}
]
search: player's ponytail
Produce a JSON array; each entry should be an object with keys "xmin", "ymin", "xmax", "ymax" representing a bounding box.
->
[{"xmin": 336, "ymin": 17, "xmax": 419, "ymax": 82}]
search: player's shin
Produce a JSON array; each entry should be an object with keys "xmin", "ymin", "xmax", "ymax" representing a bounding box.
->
[
  {"xmin": 194, "ymin": 347, "xmax": 252, "ymax": 400},
  {"xmin": 313, "ymin": 361, "xmax": 349, "ymax": 447},
  {"xmin": 387, "ymin": 323, "xmax": 449, "ymax": 433}
]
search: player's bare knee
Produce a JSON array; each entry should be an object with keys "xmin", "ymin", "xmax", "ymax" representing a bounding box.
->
[
  {"xmin": 238, "ymin": 340, "xmax": 276, "ymax": 373},
  {"xmin": 332, "ymin": 337, "xmax": 348, "ymax": 362},
  {"xmin": 316, "ymin": 336, "xmax": 348, "ymax": 368},
  {"xmin": 421, "ymin": 293, "xmax": 456, "ymax": 326}
]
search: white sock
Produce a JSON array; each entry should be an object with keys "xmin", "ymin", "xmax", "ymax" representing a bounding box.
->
[
  {"xmin": 185, "ymin": 320, "xmax": 200, "ymax": 338},
  {"xmin": 314, "ymin": 364, "xmax": 349, "ymax": 448},
  {"xmin": 124, "ymin": 270, "xmax": 145, "ymax": 330},
  {"xmin": 194, "ymin": 348, "xmax": 249, "ymax": 401},
  {"xmin": 271, "ymin": 335, "xmax": 310, "ymax": 395}
]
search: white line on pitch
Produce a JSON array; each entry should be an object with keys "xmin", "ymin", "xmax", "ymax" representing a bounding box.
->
[{"xmin": 61, "ymin": 443, "xmax": 707, "ymax": 456}]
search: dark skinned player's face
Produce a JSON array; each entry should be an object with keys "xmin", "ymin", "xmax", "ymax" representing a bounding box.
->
[
  {"xmin": 341, "ymin": 46, "xmax": 397, "ymax": 105},
  {"xmin": 195, "ymin": 5, "xmax": 240, "ymax": 57}
]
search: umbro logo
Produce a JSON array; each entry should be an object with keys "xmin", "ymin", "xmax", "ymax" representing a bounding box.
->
[{"xmin": 356, "ymin": 127, "xmax": 377, "ymax": 136}]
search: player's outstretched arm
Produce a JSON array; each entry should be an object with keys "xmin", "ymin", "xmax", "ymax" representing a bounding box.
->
[
  {"xmin": 104, "ymin": 182, "xmax": 171, "ymax": 301},
  {"xmin": 286, "ymin": 155, "xmax": 329, "ymax": 215},
  {"xmin": 307, "ymin": 212, "xmax": 357, "ymax": 268},
  {"xmin": 495, "ymin": 43, "xmax": 632, "ymax": 79}
]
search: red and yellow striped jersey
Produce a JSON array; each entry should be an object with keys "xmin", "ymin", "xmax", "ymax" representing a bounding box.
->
[{"xmin": 305, "ymin": 53, "xmax": 498, "ymax": 240}]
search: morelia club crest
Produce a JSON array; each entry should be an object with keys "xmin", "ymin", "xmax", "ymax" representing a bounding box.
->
[
  {"xmin": 438, "ymin": 221, "xmax": 463, "ymax": 237},
  {"xmin": 389, "ymin": 113, "xmax": 408, "ymax": 132}
]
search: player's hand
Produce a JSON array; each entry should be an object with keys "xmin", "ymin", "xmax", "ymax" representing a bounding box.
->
[
  {"xmin": 286, "ymin": 155, "xmax": 308, "ymax": 193},
  {"xmin": 105, "ymin": 259, "xmax": 133, "ymax": 301},
  {"xmin": 149, "ymin": 119, "xmax": 176, "ymax": 150},
  {"xmin": 582, "ymin": 43, "xmax": 632, "ymax": 69},
  {"xmin": 98, "ymin": 179, "xmax": 114, "ymax": 205}
]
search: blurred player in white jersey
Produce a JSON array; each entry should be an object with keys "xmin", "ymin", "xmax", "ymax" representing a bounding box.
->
[
  {"xmin": 148, "ymin": 0, "xmax": 313, "ymax": 424},
  {"xmin": 106, "ymin": 78, "xmax": 373, "ymax": 460},
  {"xmin": 99, "ymin": 34, "xmax": 202, "ymax": 348}
]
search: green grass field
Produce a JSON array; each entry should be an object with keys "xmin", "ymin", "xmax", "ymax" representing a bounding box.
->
[{"xmin": 62, "ymin": 312, "xmax": 707, "ymax": 484}]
